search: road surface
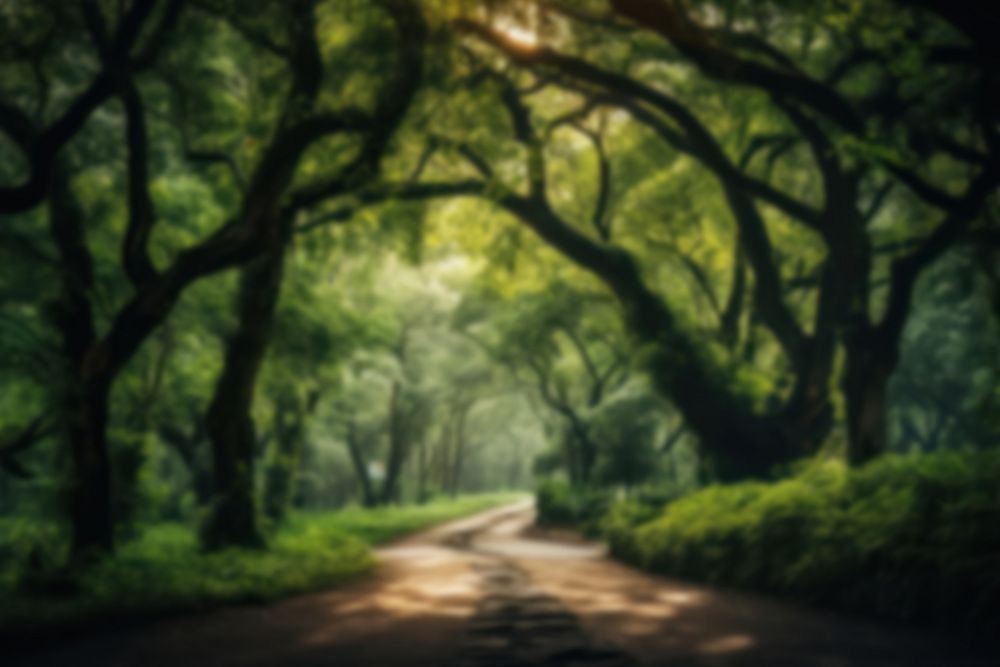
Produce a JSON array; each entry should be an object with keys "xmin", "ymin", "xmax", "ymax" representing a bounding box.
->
[{"xmin": 7, "ymin": 502, "xmax": 995, "ymax": 666}]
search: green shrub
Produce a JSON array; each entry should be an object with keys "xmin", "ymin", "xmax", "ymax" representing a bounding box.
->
[
  {"xmin": 0, "ymin": 492, "xmax": 525, "ymax": 630},
  {"xmin": 535, "ymin": 480, "xmax": 611, "ymax": 534},
  {"xmin": 0, "ymin": 521, "xmax": 374, "ymax": 629},
  {"xmin": 600, "ymin": 499, "xmax": 661, "ymax": 562},
  {"xmin": 536, "ymin": 479, "xmax": 575, "ymax": 526},
  {"xmin": 612, "ymin": 450, "xmax": 1000, "ymax": 627}
]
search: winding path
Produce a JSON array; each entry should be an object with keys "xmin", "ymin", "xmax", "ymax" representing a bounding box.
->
[{"xmin": 9, "ymin": 502, "xmax": 995, "ymax": 666}]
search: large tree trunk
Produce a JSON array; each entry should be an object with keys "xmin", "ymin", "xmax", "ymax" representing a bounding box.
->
[
  {"xmin": 843, "ymin": 334, "xmax": 895, "ymax": 466},
  {"xmin": 67, "ymin": 382, "xmax": 115, "ymax": 560},
  {"xmin": 202, "ymin": 403, "xmax": 264, "ymax": 549},
  {"xmin": 49, "ymin": 166, "xmax": 115, "ymax": 560},
  {"xmin": 827, "ymin": 197, "xmax": 893, "ymax": 466},
  {"xmin": 777, "ymin": 340, "xmax": 836, "ymax": 459},
  {"xmin": 202, "ymin": 245, "xmax": 286, "ymax": 549}
]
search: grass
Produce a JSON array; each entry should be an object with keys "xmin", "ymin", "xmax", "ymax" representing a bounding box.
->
[
  {"xmin": 283, "ymin": 492, "xmax": 527, "ymax": 545},
  {"xmin": 0, "ymin": 492, "xmax": 525, "ymax": 632}
]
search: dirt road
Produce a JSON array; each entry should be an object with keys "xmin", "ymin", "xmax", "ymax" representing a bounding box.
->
[{"xmin": 7, "ymin": 502, "xmax": 994, "ymax": 666}]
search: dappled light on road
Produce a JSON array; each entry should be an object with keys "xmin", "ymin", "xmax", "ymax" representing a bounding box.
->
[
  {"xmin": 697, "ymin": 634, "xmax": 757, "ymax": 655},
  {"xmin": 7, "ymin": 503, "xmax": 996, "ymax": 667}
]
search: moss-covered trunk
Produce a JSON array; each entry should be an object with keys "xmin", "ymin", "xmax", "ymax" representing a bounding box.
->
[
  {"xmin": 202, "ymin": 245, "xmax": 286, "ymax": 549},
  {"xmin": 844, "ymin": 336, "xmax": 894, "ymax": 466}
]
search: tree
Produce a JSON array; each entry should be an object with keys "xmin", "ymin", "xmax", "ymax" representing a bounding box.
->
[
  {"xmin": 197, "ymin": 0, "xmax": 428, "ymax": 547},
  {"xmin": 0, "ymin": 0, "xmax": 428, "ymax": 559},
  {"xmin": 403, "ymin": 0, "xmax": 1000, "ymax": 475}
]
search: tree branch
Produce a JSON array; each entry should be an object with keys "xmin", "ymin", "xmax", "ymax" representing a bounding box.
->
[
  {"xmin": 608, "ymin": 0, "xmax": 864, "ymax": 132},
  {"xmin": 457, "ymin": 20, "xmax": 824, "ymax": 229},
  {"xmin": 881, "ymin": 163, "xmax": 1000, "ymax": 344},
  {"xmin": 0, "ymin": 0, "xmax": 161, "ymax": 214},
  {"xmin": 121, "ymin": 81, "xmax": 159, "ymax": 286}
]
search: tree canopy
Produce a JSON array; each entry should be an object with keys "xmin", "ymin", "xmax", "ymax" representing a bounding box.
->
[{"xmin": 0, "ymin": 0, "xmax": 996, "ymax": 573}]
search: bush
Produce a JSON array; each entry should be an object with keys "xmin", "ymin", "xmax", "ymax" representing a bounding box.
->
[
  {"xmin": 535, "ymin": 479, "xmax": 612, "ymax": 535},
  {"xmin": 0, "ymin": 492, "xmax": 525, "ymax": 631},
  {"xmin": 0, "ymin": 522, "xmax": 374, "ymax": 630},
  {"xmin": 600, "ymin": 499, "xmax": 661, "ymax": 562},
  {"xmin": 615, "ymin": 450, "xmax": 1000, "ymax": 627}
]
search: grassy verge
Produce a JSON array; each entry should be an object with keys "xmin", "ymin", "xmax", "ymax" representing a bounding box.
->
[
  {"xmin": 283, "ymin": 492, "xmax": 528, "ymax": 546},
  {"xmin": 0, "ymin": 492, "xmax": 525, "ymax": 631}
]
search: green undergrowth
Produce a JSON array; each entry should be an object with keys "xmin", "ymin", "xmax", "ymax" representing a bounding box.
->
[
  {"xmin": 535, "ymin": 479, "xmax": 676, "ymax": 537},
  {"xmin": 285, "ymin": 492, "xmax": 526, "ymax": 545},
  {"xmin": 535, "ymin": 480, "xmax": 613, "ymax": 536},
  {"xmin": 0, "ymin": 492, "xmax": 524, "ymax": 630},
  {"xmin": 548, "ymin": 450, "xmax": 1000, "ymax": 628}
]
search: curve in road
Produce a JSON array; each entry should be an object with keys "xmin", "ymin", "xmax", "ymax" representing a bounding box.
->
[{"xmin": 9, "ymin": 501, "xmax": 996, "ymax": 667}]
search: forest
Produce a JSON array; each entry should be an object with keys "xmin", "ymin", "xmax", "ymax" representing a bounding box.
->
[{"xmin": 1, "ymin": 1, "xmax": 998, "ymax": 665}]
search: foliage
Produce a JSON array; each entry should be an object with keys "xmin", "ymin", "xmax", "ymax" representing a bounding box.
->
[
  {"xmin": 607, "ymin": 450, "xmax": 1000, "ymax": 627},
  {"xmin": 889, "ymin": 250, "xmax": 1000, "ymax": 452},
  {"xmin": 1, "ymin": 523, "xmax": 371, "ymax": 631},
  {"xmin": 0, "ymin": 493, "xmax": 524, "ymax": 631},
  {"xmin": 599, "ymin": 498, "xmax": 665, "ymax": 565},
  {"xmin": 0, "ymin": 0, "xmax": 997, "ymax": 635},
  {"xmin": 535, "ymin": 479, "xmax": 612, "ymax": 535}
]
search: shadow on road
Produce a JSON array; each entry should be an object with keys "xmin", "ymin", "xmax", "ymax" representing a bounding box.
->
[{"xmin": 7, "ymin": 502, "xmax": 997, "ymax": 667}]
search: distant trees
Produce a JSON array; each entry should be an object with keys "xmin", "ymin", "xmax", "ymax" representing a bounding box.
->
[
  {"xmin": 333, "ymin": 258, "xmax": 516, "ymax": 506},
  {"xmin": 457, "ymin": 283, "xmax": 631, "ymax": 486}
]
